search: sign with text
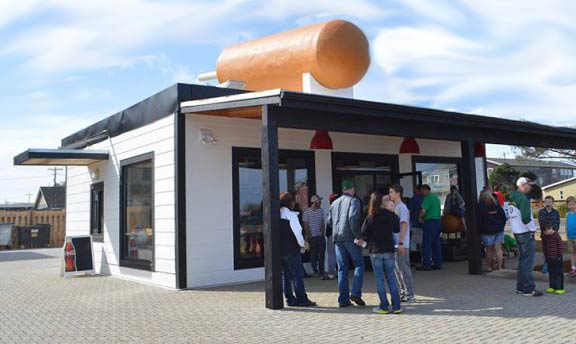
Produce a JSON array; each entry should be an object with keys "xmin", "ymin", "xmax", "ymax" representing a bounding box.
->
[{"xmin": 63, "ymin": 235, "xmax": 94, "ymax": 277}]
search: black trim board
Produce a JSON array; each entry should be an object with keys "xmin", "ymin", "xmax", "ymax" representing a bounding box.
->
[
  {"xmin": 14, "ymin": 149, "xmax": 108, "ymax": 166},
  {"xmin": 174, "ymin": 110, "xmax": 187, "ymax": 289}
]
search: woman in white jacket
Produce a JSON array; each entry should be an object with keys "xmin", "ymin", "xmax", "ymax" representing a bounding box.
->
[{"xmin": 279, "ymin": 192, "xmax": 317, "ymax": 307}]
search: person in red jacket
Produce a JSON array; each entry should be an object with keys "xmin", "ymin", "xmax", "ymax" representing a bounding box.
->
[{"xmin": 541, "ymin": 222, "xmax": 565, "ymax": 294}]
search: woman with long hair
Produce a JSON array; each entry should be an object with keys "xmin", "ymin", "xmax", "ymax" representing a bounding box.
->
[
  {"xmin": 361, "ymin": 192, "xmax": 402, "ymax": 314},
  {"xmin": 477, "ymin": 190, "xmax": 507, "ymax": 272}
]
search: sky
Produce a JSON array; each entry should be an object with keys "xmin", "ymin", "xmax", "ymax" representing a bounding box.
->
[{"xmin": 1, "ymin": 0, "xmax": 576, "ymax": 203}]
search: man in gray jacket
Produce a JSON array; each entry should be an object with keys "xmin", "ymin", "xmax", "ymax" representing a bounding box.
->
[{"xmin": 327, "ymin": 180, "xmax": 365, "ymax": 307}]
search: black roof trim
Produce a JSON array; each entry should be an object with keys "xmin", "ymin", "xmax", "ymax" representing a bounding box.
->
[
  {"xmin": 60, "ymin": 83, "xmax": 246, "ymax": 149},
  {"xmin": 14, "ymin": 148, "xmax": 109, "ymax": 166}
]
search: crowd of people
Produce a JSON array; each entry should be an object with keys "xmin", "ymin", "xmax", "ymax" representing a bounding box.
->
[{"xmin": 279, "ymin": 176, "xmax": 575, "ymax": 312}]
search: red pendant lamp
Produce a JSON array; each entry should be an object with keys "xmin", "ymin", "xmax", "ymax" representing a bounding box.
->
[
  {"xmin": 474, "ymin": 142, "xmax": 486, "ymax": 157},
  {"xmin": 309, "ymin": 130, "xmax": 333, "ymax": 150},
  {"xmin": 399, "ymin": 137, "xmax": 420, "ymax": 154}
]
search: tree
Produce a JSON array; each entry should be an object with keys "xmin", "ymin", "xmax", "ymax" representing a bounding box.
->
[
  {"xmin": 488, "ymin": 163, "xmax": 520, "ymax": 190},
  {"xmin": 515, "ymin": 146, "xmax": 576, "ymax": 161}
]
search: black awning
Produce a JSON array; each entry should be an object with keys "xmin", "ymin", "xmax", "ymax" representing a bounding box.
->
[{"xmin": 14, "ymin": 149, "xmax": 109, "ymax": 166}]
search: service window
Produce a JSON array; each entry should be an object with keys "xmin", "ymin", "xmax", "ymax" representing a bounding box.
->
[
  {"xmin": 120, "ymin": 153, "xmax": 154, "ymax": 271},
  {"xmin": 90, "ymin": 182, "xmax": 104, "ymax": 242}
]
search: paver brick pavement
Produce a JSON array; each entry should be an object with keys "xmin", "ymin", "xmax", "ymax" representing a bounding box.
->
[{"xmin": 1, "ymin": 249, "xmax": 575, "ymax": 343}]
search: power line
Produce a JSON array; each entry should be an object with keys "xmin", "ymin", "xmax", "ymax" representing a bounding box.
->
[{"xmin": 48, "ymin": 167, "xmax": 63, "ymax": 186}]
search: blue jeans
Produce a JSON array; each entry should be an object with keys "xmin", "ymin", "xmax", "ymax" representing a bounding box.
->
[
  {"xmin": 370, "ymin": 253, "xmax": 401, "ymax": 311},
  {"xmin": 281, "ymin": 254, "xmax": 308, "ymax": 306},
  {"xmin": 335, "ymin": 242, "xmax": 364, "ymax": 305},
  {"xmin": 514, "ymin": 232, "xmax": 536, "ymax": 293},
  {"xmin": 422, "ymin": 219, "xmax": 442, "ymax": 268}
]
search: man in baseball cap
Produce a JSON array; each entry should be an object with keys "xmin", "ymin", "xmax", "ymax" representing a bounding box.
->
[
  {"xmin": 516, "ymin": 177, "xmax": 536, "ymax": 187},
  {"xmin": 327, "ymin": 179, "xmax": 366, "ymax": 307},
  {"xmin": 509, "ymin": 176, "xmax": 542, "ymax": 297}
]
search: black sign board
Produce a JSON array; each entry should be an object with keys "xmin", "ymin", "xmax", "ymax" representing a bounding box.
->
[{"xmin": 63, "ymin": 235, "xmax": 94, "ymax": 277}]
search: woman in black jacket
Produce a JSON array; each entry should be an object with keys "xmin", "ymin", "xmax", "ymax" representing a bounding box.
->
[
  {"xmin": 477, "ymin": 190, "xmax": 507, "ymax": 272},
  {"xmin": 361, "ymin": 193, "xmax": 401, "ymax": 314}
]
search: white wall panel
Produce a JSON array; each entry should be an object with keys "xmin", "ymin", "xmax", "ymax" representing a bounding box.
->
[{"xmin": 65, "ymin": 115, "xmax": 176, "ymax": 288}]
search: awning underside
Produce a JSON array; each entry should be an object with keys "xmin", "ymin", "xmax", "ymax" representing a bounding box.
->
[{"xmin": 14, "ymin": 149, "xmax": 109, "ymax": 166}]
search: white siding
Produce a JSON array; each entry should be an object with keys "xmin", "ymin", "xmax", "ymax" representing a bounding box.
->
[
  {"xmin": 185, "ymin": 114, "xmax": 461, "ymax": 288},
  {"xmin": 65, "ymin": 115, "xmax": 176, "ymax": 288}
]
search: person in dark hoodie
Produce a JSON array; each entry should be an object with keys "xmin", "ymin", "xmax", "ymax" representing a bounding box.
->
[
  {"xmin": 361, "ymin": 193, "xmax": 402, "ymax": 314},
  {"xmin": 477, "ymin": 190, "xmax": 507, "ymax": 272},
  {"xmin": 279, "ymin": 192, "xmax": 317, "ymax": 307}
]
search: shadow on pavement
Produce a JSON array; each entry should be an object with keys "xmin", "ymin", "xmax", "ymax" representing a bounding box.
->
[{"xmin": 0, "ymin": 250, "xmax": 58, "ymax": 262}]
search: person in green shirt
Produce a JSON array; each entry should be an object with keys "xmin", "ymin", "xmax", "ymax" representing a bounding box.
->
[{"xmin": 417, "ymin": 184, "xmax": 442, "ymax": 271}]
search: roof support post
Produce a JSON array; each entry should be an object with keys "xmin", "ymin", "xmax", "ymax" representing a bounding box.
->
[
  {"xmin": 461, "ymin": 139, "xmax": 482, "ymax": 275},
  {"xmin": 261, "ymin": 105, "xmax": 283, "ymax": 309}
]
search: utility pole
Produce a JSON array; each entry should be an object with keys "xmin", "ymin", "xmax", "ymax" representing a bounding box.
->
[
  {"xmin": 48, "ymin": 167, "xmax": 63, "ymax": 186},
  {"xmin": 25, "ymin": 193, "xmax": 33, "ymax": 203}
]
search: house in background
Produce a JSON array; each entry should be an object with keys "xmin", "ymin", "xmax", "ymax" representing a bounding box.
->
[
  {"xmin": 486, "ymin": 158, "xmax": 576, "ymax": 186},
  {"xmin": 34, "ymin": 186, "xmax": 66, "ymax": 210},
  {"xmin": 542, "ymin": 176, "xmax": 576, "ymax": 201},
  {"xmin": 0, "ymin": 186, "xmax": 66, "ymax": 246}
]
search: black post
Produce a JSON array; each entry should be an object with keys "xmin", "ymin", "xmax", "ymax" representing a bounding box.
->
[
  {"xmin": 461, "ymin": 139, "xmax": 482, "ymax": 275},
  {"xmin": 174, "ymin": 109, "xmax": 187, "ymax": 289},
  {"xmin": 261, "ymin": 105, "xmax": 283, "ymax": 309}
]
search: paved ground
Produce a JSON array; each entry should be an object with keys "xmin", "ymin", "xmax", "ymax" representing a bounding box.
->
[{"xmin": 1, "ymin": 249, "xmax": 575, "ymax": 343}]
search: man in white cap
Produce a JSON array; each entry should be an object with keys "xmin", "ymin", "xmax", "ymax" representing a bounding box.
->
[
  {"xmin": 303, "ymin": 194, "xmax": 326, "ymax": 277},
  {"xmin": 508, "ymin": 177, "xmax": 542, "ymax": 297}
]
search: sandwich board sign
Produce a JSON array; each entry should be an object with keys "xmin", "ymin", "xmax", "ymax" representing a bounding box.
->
[{"xmin": 63, "ymin": 235, "xmax": 94, "ymax": 278}]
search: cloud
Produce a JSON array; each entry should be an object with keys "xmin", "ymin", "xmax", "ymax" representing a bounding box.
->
[
  {"xmin": 0, "ymin": 0, "xmax": 389, "ymax": 75},
  {"xmin": 369, "ymin": 0, "xmax": 576, "ymax": 126}
]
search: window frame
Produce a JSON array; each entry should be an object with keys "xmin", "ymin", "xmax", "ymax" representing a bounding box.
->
[
  {"xmin": 232, "ymin": 147, "xmax": 316, "ymax": 270},
  {"xmin": 412, "ymin": 155, "xmax": 463, "ymax": 201},
  {"xmin": 119, "ymin": 152, "xmax": 155, "ymax": 271},
  {"xmin": 90, "ymin": 182, "xmax": 104, "ymax": 242}
]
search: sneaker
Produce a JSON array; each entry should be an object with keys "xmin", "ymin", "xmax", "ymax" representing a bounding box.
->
[
  {"xmin": 400, "ymin": 295, "xmax": 408, "ymax": 303},
  {"xmin": 349, "ymin": 295, "xmax": 366, "ymax": 306},
  {"xmin": 555, "ymin": 289, "xmax": 566, "ymax": 295},
  {"xmin": 522, "ymin": 290, "xmax": 543, "ymax": 297},
  {"xmin": 312, "ymin": 272, "xmax": 319, "ymax": 277},
  {"xmin": 327, "ymin": 274, "xmax": 336, "ymax": 280},
  {"xmin": 339, "ymin": 302, "xmax": 352, "ymax": 308},
  {"xmin": 321, "ymin": 274, "xmax": 330, "ymax": 280},
  {"xmin": 393, "ymin": 309, "xmax": 402, "ymax": 314},
  {"xmin": 372, "ymin": 307, "xmax": 390, "ymax": 314},
  {"xmin": 546, "ymin": 287, "xmax": 556, "ymax": 293},
  {"xmin": 406, "ymin": 295, "xmax": 417, "ymax": 303}
]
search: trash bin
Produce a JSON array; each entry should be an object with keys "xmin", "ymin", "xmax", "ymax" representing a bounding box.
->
[{"xmin": 17, "ymin": 225, "xmax": 51, "ymax": 248}]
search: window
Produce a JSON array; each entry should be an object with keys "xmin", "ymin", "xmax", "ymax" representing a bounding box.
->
[
  {"xmin": 413, "ymin": 157, "xmax": 461, "ymax": 211},
  {"xmin": 90, "ymin": 182, "xmax": 104, "ymax": 242},
  {"xmin": 233, "ymin": 148, "xmax": 315, "ymax": 270},
  {"xmin": 120, "ymin": 153, "xmax": 154, "ymax": 271}
]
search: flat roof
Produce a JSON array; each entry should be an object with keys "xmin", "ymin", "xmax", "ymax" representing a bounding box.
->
[
  {"xmin": 14, "ymin": 149, "xmax": 109, "ymax": 166},
  {"xmin": 180, "ymin": 89, "xmax": 576, "ymax": 150}
]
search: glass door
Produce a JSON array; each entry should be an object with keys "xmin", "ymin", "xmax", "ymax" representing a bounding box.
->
[{"xmin": 332, "ymin": 153, "xmax": 399, "ymax": 218}]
